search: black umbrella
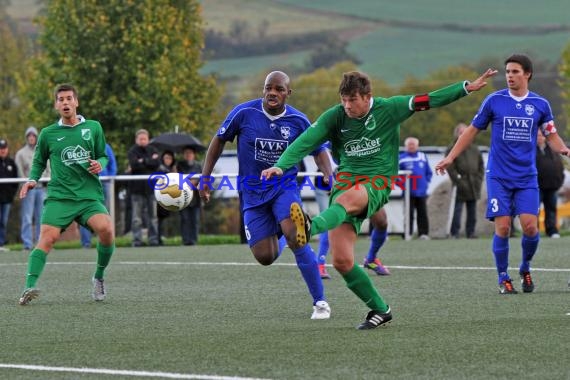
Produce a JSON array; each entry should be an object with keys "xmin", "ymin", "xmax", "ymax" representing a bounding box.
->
[{"xmin": 150, "ymin": 132, "xmax": 207, "ymax": 153}]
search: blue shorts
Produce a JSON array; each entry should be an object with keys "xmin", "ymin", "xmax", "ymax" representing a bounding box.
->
[
  {"xmin": 486, "ymin": 176, "xmax": 539, "ymax": 220},
  {"xmin": 243, "ymin": 190, "xmax": 302, "ymax": 247}
]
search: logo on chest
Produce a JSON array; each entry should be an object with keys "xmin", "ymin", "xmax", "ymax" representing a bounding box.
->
[
  {"xmin": 344, "ymin": 137, "xmax": 381, "ymax": 157},
  {"xmin": 279, "ymin": 126, "xmax": 290, "ymax": 140},
  {"xmin": 61, "ymin": 145, "xmax": 91, "ymax": 166},
  {"xmin": 82, "ymin": 129, "xmax": 91, "ymax": 140}
]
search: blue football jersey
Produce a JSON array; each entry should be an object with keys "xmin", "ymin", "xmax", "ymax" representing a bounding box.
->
[
  {"xmin": 217, "ymin": 99, "xmax": 323, "ymax": 209},
  {"xmin": 472, "ymin": 89, "xmax": 555, "ymax": 180}
]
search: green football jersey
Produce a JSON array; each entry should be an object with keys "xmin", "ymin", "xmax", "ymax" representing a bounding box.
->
[
  {"xmin": 275, "ymin": 81, "xmax": 469, "ymax": 186},
  {"xmin": 30, "ymin": 117, "xmax": 109, "ymax": 202}
]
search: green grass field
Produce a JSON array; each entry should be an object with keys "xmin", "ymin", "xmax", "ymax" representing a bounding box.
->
[{"xmin": 1, "ymin": 237, "xmax": 569, "ymax": 379}]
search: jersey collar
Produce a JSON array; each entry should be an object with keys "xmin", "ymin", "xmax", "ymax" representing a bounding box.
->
[
  {"xmin": 508, "ymin": 90, "xmax": 529, "ymax": 102},
  {"xmin": 262, "ymin": 101, "xmax": 287, "ymax": 121},
  {"xmin": 58, "ymin": 114, "xmax": 86, "ymax": 127}
]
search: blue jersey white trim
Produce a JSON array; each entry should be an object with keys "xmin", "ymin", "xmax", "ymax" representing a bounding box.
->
[
  {"xmin": 472, "ymin": 89, "xmax": 554, "ymax": 181},
  {"xmin": 216, "ymin": 99, "xmax": 324, "ymax": 209}
]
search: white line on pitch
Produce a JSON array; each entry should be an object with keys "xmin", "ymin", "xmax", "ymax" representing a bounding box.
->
[
  {"xmin": 1, "ymin": 261, "xmax": 570, "ymax": 272},
  {"xmin": 0, "ymin": 364, "xmax": 272, "ymax": 380}
]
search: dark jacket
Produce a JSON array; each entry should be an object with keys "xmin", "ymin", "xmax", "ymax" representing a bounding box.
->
[
  {"xmin": 177, "ymin": 160, "xmax": 203, "ymax": 208},
  {"xmin": 0, "ymin": 156, "xmax": 19, "ymax": 203},
  {"xmin": 445, "ymin": 142, "xmax": 484, "ymax": 201},
  {"xmin": 536, "ymin": 144, "xmax": 564, "ymax": 190},
  {"xmin": 127, "ymin": 144, "xmax": 161, "ymax": 195}
]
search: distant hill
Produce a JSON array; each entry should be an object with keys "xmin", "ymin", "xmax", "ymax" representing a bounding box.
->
[
  {"xmin": 7, "ymin": 0, "xmax": 570, "ymax": 85},
  {"xmin": 200, "ymin": 0, "xmax": 570, "ymax": 84}
]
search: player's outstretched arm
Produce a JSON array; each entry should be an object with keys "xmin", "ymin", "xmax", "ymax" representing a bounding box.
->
[
  {"xmin": 466, "ymin": 69, "xmax": 498, "ymax": 93},
  {"xmin": 435, "ymin": 125, "xmax": 480, "ymax": 175}
]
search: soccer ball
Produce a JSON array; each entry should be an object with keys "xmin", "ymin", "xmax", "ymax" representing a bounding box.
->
[{"xmin": 154, "ymin": 173, "xmax": 194, "ymax": 211}]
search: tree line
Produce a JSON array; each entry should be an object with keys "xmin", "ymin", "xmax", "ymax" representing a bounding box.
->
[{"xmin": 1, "ymin": 0, "xmax": 569, "ymax": 173}]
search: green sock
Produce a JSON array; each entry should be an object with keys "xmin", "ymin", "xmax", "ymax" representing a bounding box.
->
[
  {"xmin": 25, "ymin": 249, "xmax": 48, "ymax": 288},
  {"xmin": 342, "ymin": 264, "xmax": 389, "ymax": 312},
  {"xmin": 312, "ymin": 203, "xmax": 347, "ymax": 235},
  {"xmin": 94, "ymin": 242, "xmax": 115, "ymax": 279}
]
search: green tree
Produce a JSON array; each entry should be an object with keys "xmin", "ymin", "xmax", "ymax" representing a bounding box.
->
[
  {"xmin": 399, "ymin": 66, "xmax": 495, "ymax": 146},
  {"xmin": 0, "ymin": 4, "xmax": 30, "ymax": 147},
  {"xmin": 560, "ymin": 43, "xmax": 570, "ymax": 138},
  {"xmin": 19, "ymin": 0, "xmax": 220, "ymax": 169}
]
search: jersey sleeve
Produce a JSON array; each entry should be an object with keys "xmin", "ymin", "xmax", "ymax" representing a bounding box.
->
[
  {"xmin": 423, "ymin": 81, "xmax": 469, "ymax": 109},
  {"xmin": 94, "ymin": 122, "xmax": 109, "ymax": 169},
  {"xmin": 275, "ymin": 108, "xmax": 334, "ymax": 171},
  {"xmin": 387, "ymin": 81, "xmax": 469, "ymax": 122},
  {"xmin": 29, "ymin": 129, "xmax": 49, "ymax": 181},
  {"xmin": 217, "ymin": 106, "xmax": 243, "ymax": 143},
  {"xmin": 539, "ymin": 99, "xmax": 556, "ymax": 136},
  {"xmin": 471, "ymin": 94, "xmax": 494, "ymax": 130}
]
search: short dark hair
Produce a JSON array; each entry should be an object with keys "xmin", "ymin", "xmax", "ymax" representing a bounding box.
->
[
  {"xmin": 505, "ymin": 54, "xmax": 533, "ymax": 81},
  {"xmin": 339, "ymin": 71, "xmax": 371, "ymax": 97},
  {"xmin": 54, "ymin": 83, "xmax": 78, "ymax": 99}
]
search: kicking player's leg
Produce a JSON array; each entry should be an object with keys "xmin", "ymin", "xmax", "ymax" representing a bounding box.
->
[{"xmin": 330, "ymin": 223, "xmax": 391, "ymax": 329}]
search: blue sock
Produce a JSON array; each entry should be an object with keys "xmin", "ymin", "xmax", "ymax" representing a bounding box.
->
[
  {"xmin": 520, "ymin": 233, "xmax": 539, "ymax": 273},
  {"xmin": 277, "ymin": 235, "xmax": 287, "ymax": 258},
  {"xmin": 366, "ymin": 228, "xmax": 387, "ymax": 262},
  {"xmin": 492, "ymin": 234, "xmax": 510, "ymax": 283},
  {"xmin": 293, "ymin": 244, "xmax": 325, "ymax": 305},
  {"xmin": 317, "ymin": 232, "xmax": 329, "ymax": 265}
]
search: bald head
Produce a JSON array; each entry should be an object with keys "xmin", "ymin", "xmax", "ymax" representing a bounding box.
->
[
  {"xmin": 262, "ymin": 71, "xmax": 292, "ymax": 116},
  {"xmin": 404, "ymin": 137, "xmax": 419, "ymax": 153},
  {"xmin": 265, "ymin": 71, "xmax": 290, "ymax": 87}
]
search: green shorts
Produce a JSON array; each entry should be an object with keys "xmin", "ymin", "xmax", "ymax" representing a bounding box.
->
[
  {"xmin": 41, "ymin": 199, "xmax": 109, "ymax": 230},
  {"xmin": 329, "ymin": 182, "xmax": 391, "ymax": 234}
]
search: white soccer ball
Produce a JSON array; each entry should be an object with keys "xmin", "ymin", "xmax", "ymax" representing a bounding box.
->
[{"xmin": 154, "ymin": 173, "xmax": 194, "ymax": 211}]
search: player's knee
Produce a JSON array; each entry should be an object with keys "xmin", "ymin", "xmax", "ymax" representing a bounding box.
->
[
  {"xmin": 495, "ymin": 224, "xmax": 510, "ymax": 237},
  {"xmin": 332, "ymin": 256, "xmax": 354, "ymax": 273},
  {"xmin": 521, "ymin": 223, "xmax": 538, "ymax": 236},
  {"xmin": 252, "ymin": 250, "xmax": 276, "ymax": 266}
]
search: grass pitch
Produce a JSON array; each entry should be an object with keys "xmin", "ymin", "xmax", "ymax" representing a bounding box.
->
[{"xmin": 1, "ymin": 237, "xmax": 569, "ymax": 379}]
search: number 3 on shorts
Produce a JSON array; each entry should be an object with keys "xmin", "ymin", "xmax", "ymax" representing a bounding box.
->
[{"xmin": 490, "ymin": 198, "xmax": 499, "ymax": 213}]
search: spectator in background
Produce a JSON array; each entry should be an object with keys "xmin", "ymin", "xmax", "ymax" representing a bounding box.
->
[
  {"xmin": 80, "ymin": 143, "xmax": 117, "ymax": 248},
  {"xmin": 399, "ymin": 137, "xmax": 432, "ymax": 240},
  {"xmin": 0, "ymin": 139, "xmax": 19, "ymax": 251},
  {"xmin": 127, "ymin": 129, "xmax": 161, "ymax": 247},
  {"xmin": 445, "ymin": 123, "xmax": 484, "ymax": 239},
  {"xmin": 536, "ymin": 129, "xmax": 564, "ymax": 238},
  {"xmin": 15, "ymin": 126, "xmax": 49, "ymax": 251},
  {"xmin": 176, "ymin": 146, "xmax": 202, "ymax": 246},
  {"xmin": 157, "ymin": 150, "xmax": 176, "ymax": 245}
]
